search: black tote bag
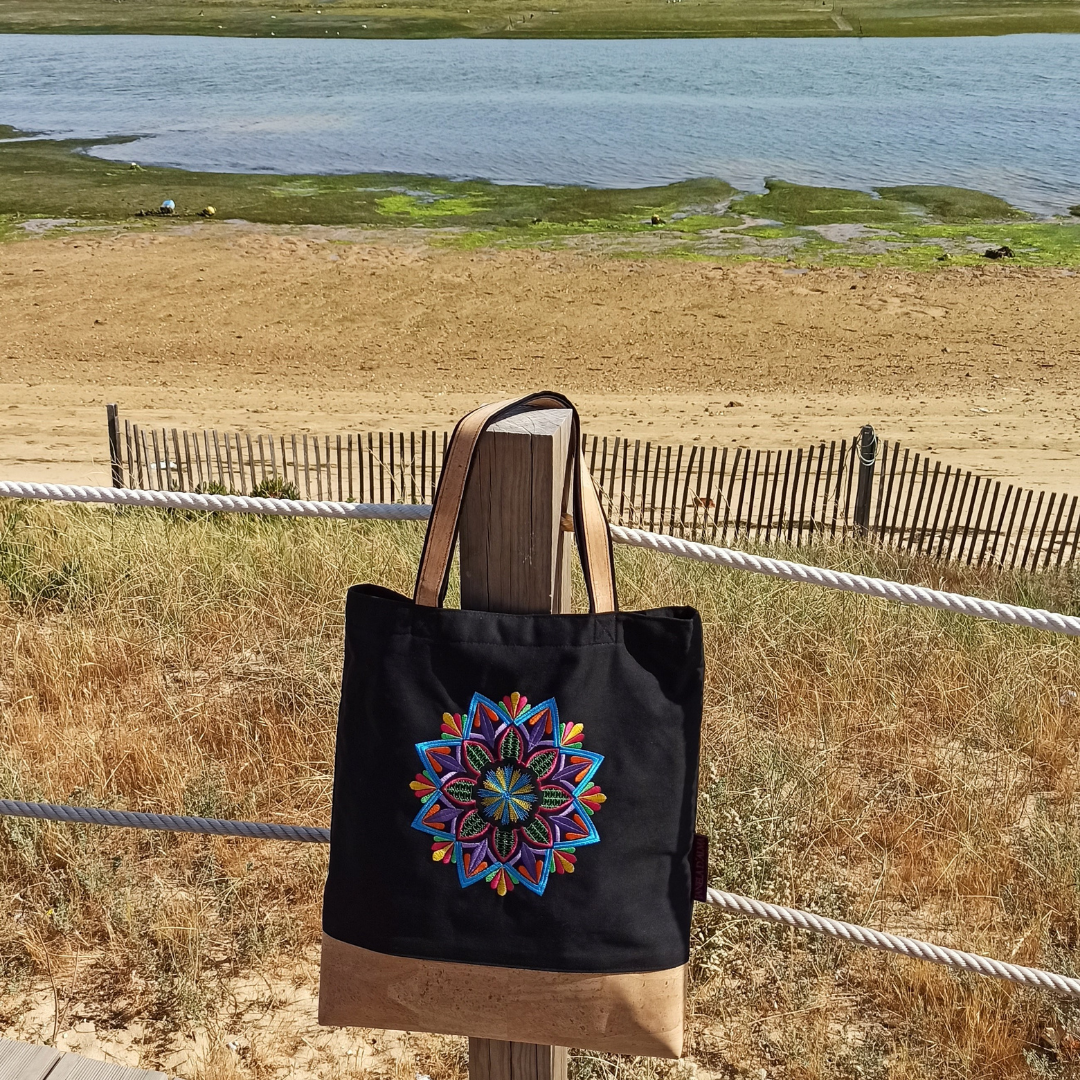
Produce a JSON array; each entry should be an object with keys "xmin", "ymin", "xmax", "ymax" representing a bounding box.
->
[{"xmin": 320, "ymin": 393, "xmax": 703, "ymax": 1056}]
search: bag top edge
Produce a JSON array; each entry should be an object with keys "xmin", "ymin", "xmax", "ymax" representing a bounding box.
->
[{"xmin": 347, "ymin": 583, "xmax": 700, "ymax": 623}]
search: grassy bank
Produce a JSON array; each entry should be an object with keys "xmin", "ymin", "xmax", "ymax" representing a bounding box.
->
[
  {"xmin": 3, "ymin": 129, "xmax": 1080, "ymax": 266},
  {"xmin": 4, "ymin": 500, "xmax": 1080, "ymax": 1077},
  {"xmin": 2, "ymin": 0, "xmax": 1079, "ymax": 37}
]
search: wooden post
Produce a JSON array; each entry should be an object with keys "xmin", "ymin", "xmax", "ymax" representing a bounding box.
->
[
  {"xmin": 468, "ymin": 1039, "xmax": 568, "ymax": 1080},
  {"xmin": 459, "ymin": 408, "xmax": 572, "ymax": 615},
  {"xmin": 852, "ymin": 424, "xmax": 877, "ymax": 537},
  {"xmin": 459, "ymin": 405, "xmax": 573, "ymax": 1080},
  {"xmin": 106, "ymin": 403, "xmax": 124, "ymax": 488}
]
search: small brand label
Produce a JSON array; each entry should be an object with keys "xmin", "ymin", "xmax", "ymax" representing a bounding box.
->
[{"xmin": 691, "ymin": 833, "xmax": 709, "ymax": 901}]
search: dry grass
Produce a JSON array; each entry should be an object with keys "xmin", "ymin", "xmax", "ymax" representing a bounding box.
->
[{"xmin": 3, "ymin": 500, "xmax": 1080, "ymax": 1078}]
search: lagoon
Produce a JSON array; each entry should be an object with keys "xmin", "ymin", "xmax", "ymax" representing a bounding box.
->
[{"xmin": 1, "ymin": 33, "xmax": 1078, "ymax": 214}]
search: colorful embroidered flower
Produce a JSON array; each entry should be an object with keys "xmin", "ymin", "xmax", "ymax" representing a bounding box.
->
[{"xmin": 410, "ymin": 692, "xmax": 604, "ymax": 896}]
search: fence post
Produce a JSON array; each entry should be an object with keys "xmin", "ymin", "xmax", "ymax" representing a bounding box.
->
[
  {"xmin": 853, "ymin": 424, "xmax": 877, "ymax": 537},
  {"xmin": 459, "ymin": 404, "xmax": 573, "ymax": 1080},
  {"xmin": 106, "ymin": 403, "xmax": 124, "ymax": 488}
]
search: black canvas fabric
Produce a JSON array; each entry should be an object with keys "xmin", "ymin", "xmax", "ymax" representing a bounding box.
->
[{"xmin": 322, "ymin": 583, "xmax": 703, "ymax": 974}]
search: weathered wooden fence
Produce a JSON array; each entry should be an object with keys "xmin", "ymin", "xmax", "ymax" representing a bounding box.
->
[
  {"xmin": 107, "ymin": 409, "xmax": 1080, "ymax": 572},
  {"xmin": 111, "ymin": 415, "xmax": 449, "ymax": 505}
]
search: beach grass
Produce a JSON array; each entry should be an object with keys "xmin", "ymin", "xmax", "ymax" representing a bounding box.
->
[
  {"xmin": 4, "ymin": 500, "xmax": 1080, "ymax": 1076},
  {"xmin": 3, "ymin": 130, "xmax": 1080, "ymax": 266},
  {"xmin": 2, "ymin": 0, "xmax": 1079, "ymax": 37}
]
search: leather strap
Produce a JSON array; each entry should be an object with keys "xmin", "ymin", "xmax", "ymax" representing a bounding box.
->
[{"xmin": 413, "ymin": 393, "xmax": 617, "ymax": 613}]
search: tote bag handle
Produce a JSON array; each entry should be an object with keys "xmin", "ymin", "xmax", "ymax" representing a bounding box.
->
[{"xmin": 413, "ymin": 392, "xmax": 617, "ymax": 614}]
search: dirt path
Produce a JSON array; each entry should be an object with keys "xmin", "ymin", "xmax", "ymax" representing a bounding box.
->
[{"xmin": 2, "ymin": 224, "xmax": 1078, "ymax": 492}]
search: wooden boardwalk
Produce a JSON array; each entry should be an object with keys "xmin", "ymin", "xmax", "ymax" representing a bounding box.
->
[{"xmin": 0, "ymin": 1039, "xmax": 165, "ymax": 1080}]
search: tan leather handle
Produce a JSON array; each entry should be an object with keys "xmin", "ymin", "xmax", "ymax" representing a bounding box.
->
[{"xmin": 414, "ymin": 393, "xmax": 617, "ymax": 613}]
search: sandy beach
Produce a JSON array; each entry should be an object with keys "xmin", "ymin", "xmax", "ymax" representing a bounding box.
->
[{"xmin": 2, "ymin": 223, "xmax": 1078, "ymax": 492}]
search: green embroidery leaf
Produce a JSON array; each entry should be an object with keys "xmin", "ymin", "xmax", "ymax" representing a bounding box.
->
[
  {"xmin": 466, "ymin": 741, "xmax": 493, "ymax": 774},
  {"xmin": 523, "ymin": 817, "xmax": 551, "ymax": 846},
  {"xmin": 500, "ymin": 726, "xmax": 523, "ymax": 763},
  {"xmin": 493, "ymin": 827, "xmax": 516, "ymax": 859},
  {"xmin": 459, "ymin": 810, "xmax": 488, "ymax": 839},
  {"xmin": 528, "ymin": 749, "xmax": 557, "ymax": 778},
  {"xmin": 444, "ymin": 778, "xmax": 476, "ymax": 803},
  {"xmin": 541, "ymin": 786, "xmax": 570, "ymax": 810}
]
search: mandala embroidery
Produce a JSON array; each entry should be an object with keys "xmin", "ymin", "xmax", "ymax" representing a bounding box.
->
[{"xmin": 410, "ymin": 692, "xmax": 605, "ymax": 896}]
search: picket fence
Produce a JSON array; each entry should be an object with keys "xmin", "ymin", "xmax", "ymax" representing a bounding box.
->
[{"xmin": 105, "ymin": 409, "xmax": 1080, "ymax": 573}]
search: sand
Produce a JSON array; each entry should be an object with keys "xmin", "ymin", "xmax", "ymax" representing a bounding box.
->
[{"xmin": 2, "ymin": 223, "xmax": 1079, "ymax": 493}]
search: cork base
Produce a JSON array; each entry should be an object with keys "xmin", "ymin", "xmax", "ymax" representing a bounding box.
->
[{"xmin": 318, "ymin": 934, "xmax": 685, "ymax": 1058}]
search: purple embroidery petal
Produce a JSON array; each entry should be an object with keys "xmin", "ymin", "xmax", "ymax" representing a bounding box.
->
[
  {"xmin": 516, "ymin": 840, "xmax": 539, "ymax": 878},
  {"xmin": 520, "ymin": 706, "xmax": 555, "ymax": 752},
  {"xmin": 546, "ymin": 811, "xmax": 589, "ymax": 842},
  {"xmin": 548, "ymin": 757, "xmax": 590, "ymax": 786},
  {"xmin": 442, "ymin": 744, "xmax": 467, "ymax": 772},
  {"xmin": 427, "ymin": 802, "xmax": 465, "ymax": 825},
  {"xmin": 476, "ymin": 700, "xmax": 502, "ymax": 746},
  {"xmin": 459, "ymin": 838, "xmax": 491, "ymax": 877},
  {"xmin": 521, "ymin": 718, "xmax": 545, "ymax": 752}
]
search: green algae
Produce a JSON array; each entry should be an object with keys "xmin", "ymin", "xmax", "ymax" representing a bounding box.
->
[
  {"xmin": 375, "ymin": 192, "xmax": 492, "ymax": 218},
  {"xmin": 2, "ymin": 128, "xmax": 1078, "ymax": 267},
  {"xmin": 731, "ymin": 180, "xmax": 915, "ymax": 226},
  {"xmin": 875, "ymin": 185, "xmax": 1029, "ymax": 222},
  {"xmin": 0, "ymin": 134, "xmax": 735, "ymax": 231}
]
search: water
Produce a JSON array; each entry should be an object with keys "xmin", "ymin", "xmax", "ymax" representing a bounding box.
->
[{"xmin": 1, "ymin": 33, "xmax": 1079, "ymax": 213}]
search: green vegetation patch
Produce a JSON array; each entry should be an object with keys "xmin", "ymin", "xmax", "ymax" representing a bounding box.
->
[
  {"xmin": 374, "ymin": 191, "xmax": 491, "ymax": 219},
  {"xmin": 876, "ymin": 184, "xmax": 1029, "ymax": 222},
  {"xmin": 770, "ymin": 220, "xmax": 1080, "ymax": 268},
  {"xmin": 731, "ymin": 179, "xmax": 915, "ymax": 226},
  {"xmin": 268, "ymin": 181, "xmax": 324, "ymax": 198},
  {"xmin": 732, "ymin": 180, "xmax": 1036, "ymax": 229},
  {"xmin": 667, "ymin": 212, "xmax": 743, "ymax": 231},
  {"xmin": 2, "ymin": 130, "xmax": 1078, "ymax": 267},
  {"xmin": 0, "ymin": 133, "xmax": 733, "ymax": 231}
]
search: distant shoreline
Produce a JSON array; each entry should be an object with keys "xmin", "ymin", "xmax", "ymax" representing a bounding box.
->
[{"xmin": 2, "ymin": 0, "xmax": 1079, "ymax": 40}]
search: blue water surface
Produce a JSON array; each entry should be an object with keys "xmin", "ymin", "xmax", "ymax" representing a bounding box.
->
[{"xmin": 1, "ymin": 33, "xmax": 1078, "ymax": 212}]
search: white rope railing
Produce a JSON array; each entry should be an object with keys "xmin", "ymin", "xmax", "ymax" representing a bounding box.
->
[
  {"xmin": 3, "ymin": 480, "xmax": 1080, "ymax": 637},
  {"xmin": 0, "ymin": 798, "xmax": 329, "ymax": 843},
  {"xmin": 706, "ymin": 888, "xmax": 1080, "ymax": 999},
  {"xmin": 2, "ymin": 798, "xmax": 1077, "ymax": 999},
  {"xmin": 0, "ymin": 481, "xmax": 430, "ymax": 520},
  {"xmin": 608, "ymin": 526, "xmax": 1080, "ymax": 637}
]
